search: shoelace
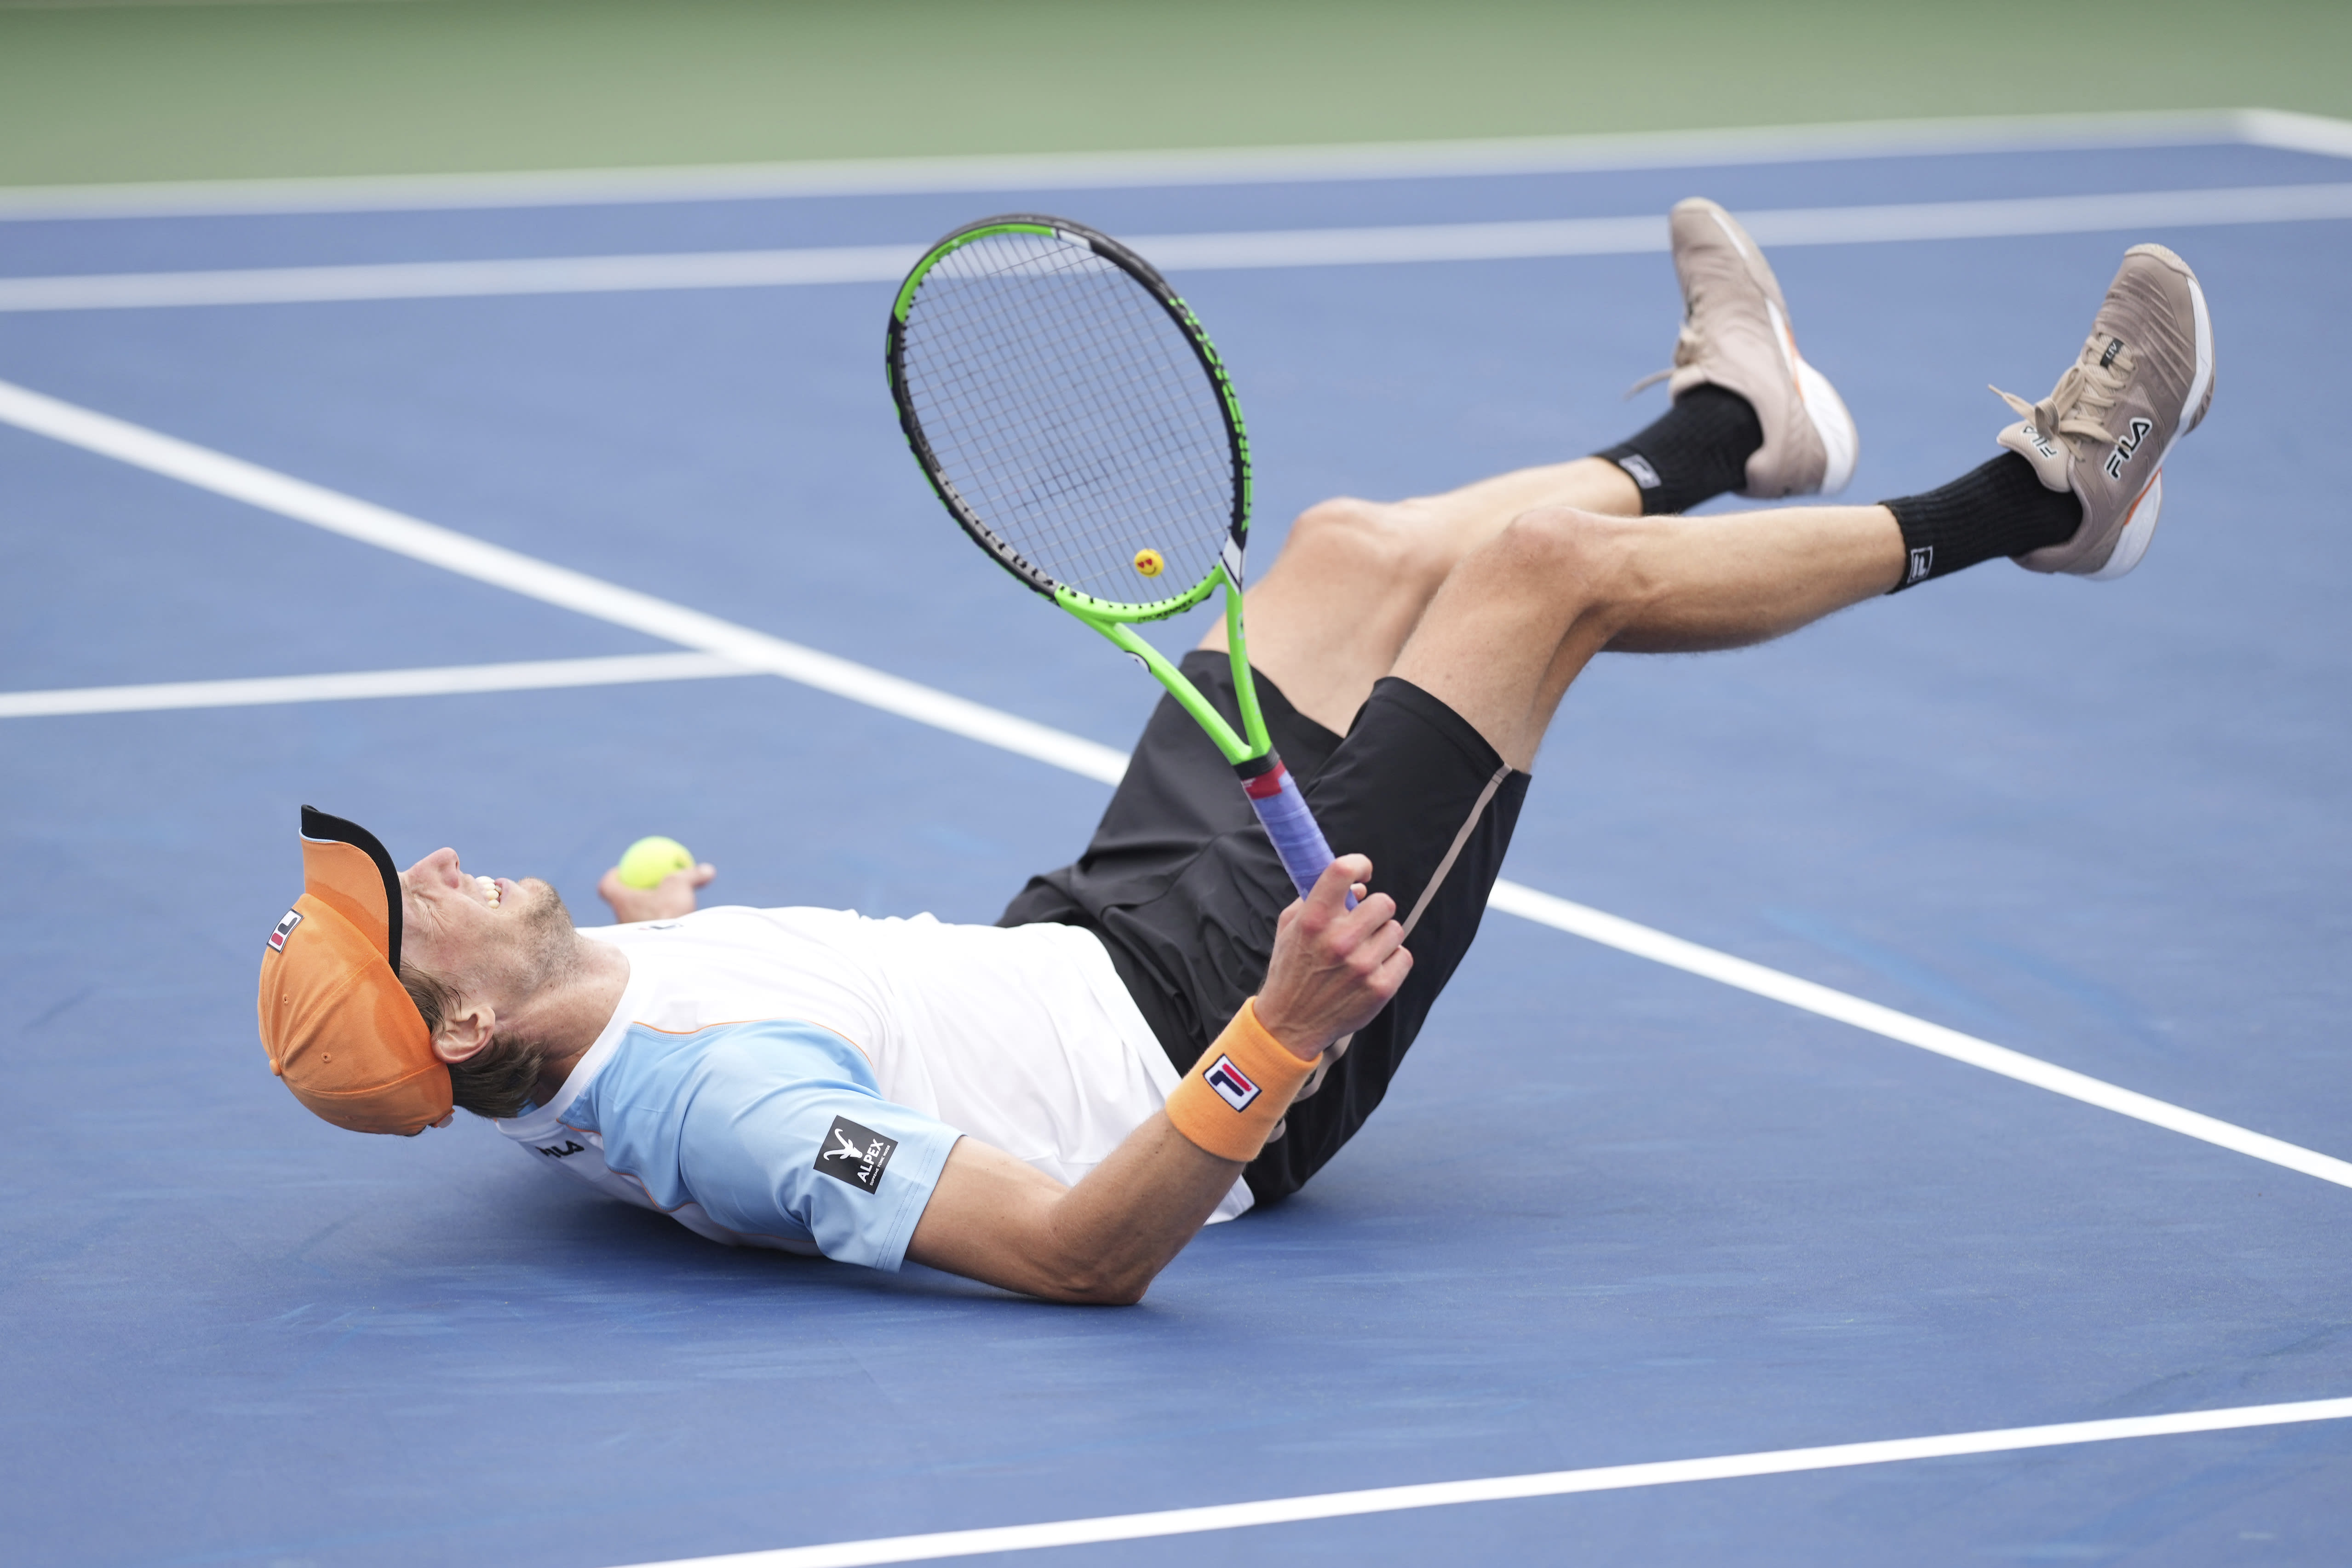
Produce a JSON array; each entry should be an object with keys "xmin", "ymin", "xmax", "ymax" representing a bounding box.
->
[
  {"xmin": 1991, "ymin": 341, "xmax": 2128, "ymax": 447},
  {"xmin": 1623, "ymin": 321, "xmax": 1705, "ymax": 398}
]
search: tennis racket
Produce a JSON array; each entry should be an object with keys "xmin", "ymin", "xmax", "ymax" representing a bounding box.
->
[{"xmin": 885, "ymin": 213, "xmax": 1342, "ymax": 902}]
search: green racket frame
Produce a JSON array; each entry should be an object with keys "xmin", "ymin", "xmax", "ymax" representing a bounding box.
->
[
  {"xmin": 887, "ymin": 215, "xmax": 1271, "ymax": 768},
  {"xmin": 1061, "ymin": 583, "xmax": 1269, "ymax": 770}
]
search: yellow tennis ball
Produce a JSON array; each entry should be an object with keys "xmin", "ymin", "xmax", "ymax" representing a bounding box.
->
[
  {"xmin": 1133, "ymin": 548, "xmax": 1165, "ymax": 578},
  {"xmin": 617, "ymin": 835, "xmax": 694, "ymax": 889}
]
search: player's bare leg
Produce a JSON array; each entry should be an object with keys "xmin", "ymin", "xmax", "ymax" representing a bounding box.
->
[
  {"xmin": 1395, "ymin": 237, "xmax": 2215, "ymax": 771},
  {"xmin": 1202, "ymin": 457, "xmax": 1641, "ymax": 730},
  {"xmin": 1210, "ymin": 195, "xmax": 1861, "ymax": 732},
  {"xmin": 1392, "ymin": 501, "xmax": 1904, "ymax": 771}
]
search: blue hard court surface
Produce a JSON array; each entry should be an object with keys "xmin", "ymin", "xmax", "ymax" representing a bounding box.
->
[{"xmin": 2, "ymin": 139, "xmax": 2349, "ymax": 1566}]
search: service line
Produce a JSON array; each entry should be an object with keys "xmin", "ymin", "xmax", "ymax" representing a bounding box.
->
[
  {"xmin": 0, "ymin": 378, "xmax": 1128, "ymax": 785},
  {"xmin": 0, "ymin": 651, "xmax": 751, "ymax": 719},
  {"xmin": 5, "ymin": 374, "xmax": 2346, "ymax": 1193}
]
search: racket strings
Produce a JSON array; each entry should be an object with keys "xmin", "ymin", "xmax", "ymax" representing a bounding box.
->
[
  {"xmin": 921, "ymin": 238, "xmax": 1218, "ymax": 489},
  {"xmin": 899, "ymin": 230, "xmax": 1235, "ymax": 606},
  {"xmin": 912, "ymin": 239, "xmax": 1227, "ymax": 591}
]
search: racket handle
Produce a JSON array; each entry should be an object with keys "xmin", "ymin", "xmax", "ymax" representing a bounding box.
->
[{"xmin": 1237, "ymin": 756, "xmax": 1354, "ymax": 908}]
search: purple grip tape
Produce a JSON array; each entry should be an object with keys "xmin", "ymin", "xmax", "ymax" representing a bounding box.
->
[{"xmin": 1240, "ymin": 757, "xmax": 1354, "ymax": 907}]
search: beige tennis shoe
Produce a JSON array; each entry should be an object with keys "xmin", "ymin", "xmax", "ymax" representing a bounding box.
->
[
  {"xmin": 1646, "ymin": 196, "xmax": 1859, "ymax": 499},
  {"xmin": 1998, "ymin": 243, "xmax": 2215, "ymax": 580}
]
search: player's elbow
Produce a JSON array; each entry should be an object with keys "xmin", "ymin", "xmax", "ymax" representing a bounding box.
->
[
  {"xmin": 1056, "ymin": 1281, "xmax": 1150, "ymax": 1307},
  {"xmin": 1054, "ymin": 1269, "xmax": 1152, "ymax": 1307},
  {"xmin": 1036, "ymin": 1260, "xmax": 1153, "ymax": 1306}
]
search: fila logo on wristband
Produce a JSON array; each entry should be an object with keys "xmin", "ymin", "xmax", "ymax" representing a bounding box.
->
[
  {"xmin": 1203, "ymin": 1054, "xmax": 1262, "ymax": 1111},
  {"xmin": 1906, "ymin": 545, "xmax": 1933, "ymax": 585}
]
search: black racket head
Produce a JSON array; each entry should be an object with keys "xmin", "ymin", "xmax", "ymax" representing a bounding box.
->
[{"xmin": 886, "ymin": 214, "xmax": 1251, "ymax": 619}]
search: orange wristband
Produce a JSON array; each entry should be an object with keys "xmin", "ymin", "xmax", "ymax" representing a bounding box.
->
[{"xmin": 1163, "ymin": 998, "xmax": 1317, "ymax": 1162}]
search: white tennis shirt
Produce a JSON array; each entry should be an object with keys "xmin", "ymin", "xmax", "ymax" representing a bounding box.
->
[{"xmin": 496, "ymin": 906, "xmax": 1251, "ymax": 1264}]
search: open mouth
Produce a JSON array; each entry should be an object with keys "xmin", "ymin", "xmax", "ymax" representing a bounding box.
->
[{"xmin": 473, "ymin": 874, "xmax": 505, "ymax": 908}]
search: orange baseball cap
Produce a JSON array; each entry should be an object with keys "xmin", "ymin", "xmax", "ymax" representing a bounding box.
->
[{"xmin": 257, "ymin": 806, "xmax": 450, "ymax": 1135}]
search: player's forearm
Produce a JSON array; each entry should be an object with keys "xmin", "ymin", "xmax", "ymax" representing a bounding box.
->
[
  {"xmin": 909, "ymin": 859, "xmax": 1405, "ymax": 1303},
  {"xmin": 906, "ymin": 1117, "xmax": 1239, "ymax": 1304},
  {"xmin": 1043, "ymin": 1112, "xmax": 1245, "ymax": 1302}
]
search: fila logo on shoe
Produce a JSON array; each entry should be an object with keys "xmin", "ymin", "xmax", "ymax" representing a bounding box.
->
[
  {"xmin": 2022, "ymin": 424, "xmax": 2059, "ymax": 460},
  {"xmin": 2104, "ymin": 417, "xmax": 2154, "ymax": 480}
]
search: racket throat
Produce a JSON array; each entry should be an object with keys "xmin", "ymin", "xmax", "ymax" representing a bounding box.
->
[
  {"xmin": 1220, "ymin": 577, "xmax": 1274, "ymax": 765},
  {"xmin": 1077, "ymin": 613, "xmax": 1254, "ymax": 764}
]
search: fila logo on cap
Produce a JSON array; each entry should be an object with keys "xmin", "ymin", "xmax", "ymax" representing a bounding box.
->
[
  {"xmin": 267, "ymin": 908, "xmax": 304, "ymax": 952},
  {"xmin": 1203, "ymin": 1054, "xmax": 1261, "ymax": 1112}
]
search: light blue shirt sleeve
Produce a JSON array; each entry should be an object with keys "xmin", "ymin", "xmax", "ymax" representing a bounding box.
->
[{"xmin": 575, "ymin": 1018, "xmax": 961, "ymax": 1270}]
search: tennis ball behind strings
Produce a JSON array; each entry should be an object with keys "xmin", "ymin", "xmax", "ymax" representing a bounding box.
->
[{"xmin": 617, "ymin": 835, "xmax": 695, "ymax": 889}]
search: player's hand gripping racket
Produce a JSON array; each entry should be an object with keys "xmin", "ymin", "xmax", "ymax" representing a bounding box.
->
[{"xmin": 886, "ymin": 213, "xmax": 1343, "ymax": 903}]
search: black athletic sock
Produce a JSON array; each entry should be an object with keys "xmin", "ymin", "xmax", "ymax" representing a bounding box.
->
[
  {"xmin": 1595, "ymin": 384, "xmax": 1763, "ymax": 515},
  {"xmin": 1881, "ymin": 453, "xmax": 2084, "ymax": 592}
]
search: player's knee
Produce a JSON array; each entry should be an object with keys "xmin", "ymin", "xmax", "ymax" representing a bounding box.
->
[
  {"xmin": 1486, "ymin": 505, "xmax": 1628, "ymax": 596},
  {"xmin": 1288, "ymin": 496, "xmax": 1442, "ymax": 586}
]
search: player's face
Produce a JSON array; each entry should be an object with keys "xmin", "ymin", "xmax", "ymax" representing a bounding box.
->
[{"xmin": 398, "ymin": 848, "xmax": 571, "ymax": 996}]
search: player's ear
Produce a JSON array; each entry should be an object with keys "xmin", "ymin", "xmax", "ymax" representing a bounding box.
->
[{"xmin": 429, "ymin": 999, "xmax": 498, "ymax": 1065}]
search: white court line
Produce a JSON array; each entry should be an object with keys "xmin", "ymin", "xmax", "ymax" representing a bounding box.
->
[
  {"xmin": 0, "ymin": 244, "xmax": 924, "ymax": 312},
  {"xmin": 1, "ymin": 108, "xmax": 2325, "ymax": 223},
  {"xmin": 1486, "ymin": 885, "xmax": 2352, "ymax": 1188},
  {"xmin": 6, "ymin": 376, "xmax": 2347, "ymax": 1193},
  {"xmin": 6, "ymin": 182, "xmax": 2352, "ymax": 312},
  {"xmin": 0, "ymin": 378, "xmax": 1128, "ymax": 785},
  {"xmin": 0, "ymin": 651, "xmax": 751, "ymax": 719},
  {"xmin": 618, "ymin": 1396, "xmax": 2352, "ymax": 1568}
]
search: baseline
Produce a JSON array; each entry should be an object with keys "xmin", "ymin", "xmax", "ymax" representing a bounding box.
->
[
  {"xmin": 6, "ymin": 376, "xmax": 2346, "ymax": 1192},
  {"xmin": 618, "ymin": 1396, "xmax": 2352, "ymax": 1568},
  {"xmin": 0, "ymin": 107, "xmax": 2344, "ymax": 222},
  {"xmin": 6, "ymin": 183, "xmax": 2350, "ymax": 313}
]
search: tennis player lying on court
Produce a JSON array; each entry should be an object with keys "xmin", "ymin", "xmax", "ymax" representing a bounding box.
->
[{"xmin": 258, "ymin": 201, "xmax": 2213, "ymax": 1304}]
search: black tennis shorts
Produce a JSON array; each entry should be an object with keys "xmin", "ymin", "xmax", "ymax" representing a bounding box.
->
[{"xmin": 1000, "ymin": 649, "xmax": 1529, "ymax": 1205}]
